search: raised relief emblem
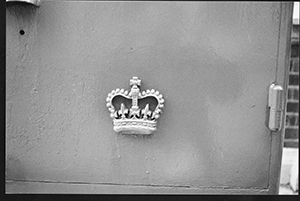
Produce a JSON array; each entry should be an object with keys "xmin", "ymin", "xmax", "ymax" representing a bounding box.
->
[{"xmin": 106, "ymin": 77, "xmax": 164, "ymax": 135}]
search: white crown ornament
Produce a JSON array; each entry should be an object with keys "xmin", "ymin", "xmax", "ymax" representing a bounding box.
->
[{"xmin": 106, "ymin": 77, "xmax": 164, "ymax": 135}]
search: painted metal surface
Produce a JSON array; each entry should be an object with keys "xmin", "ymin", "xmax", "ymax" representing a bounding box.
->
[{"xmin": 6, "ymin": 1, "xmax": 293, "ymax": 193}]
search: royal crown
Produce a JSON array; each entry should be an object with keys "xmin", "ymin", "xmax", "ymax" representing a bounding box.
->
[{"xmin": 106, "ymin": 77, "xmax": 164, "ymax": 135}]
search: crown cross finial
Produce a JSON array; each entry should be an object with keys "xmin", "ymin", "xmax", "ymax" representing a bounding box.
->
[
  {"xmin": 130, "ymin": 77, "xmax": 141, "ymax": 87},
  {"xmin": 106, "ymin": 77, "xmax": 164, "ymax": 135}
]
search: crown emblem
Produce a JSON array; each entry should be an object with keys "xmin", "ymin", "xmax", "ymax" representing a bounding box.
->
[{"xmin": 106, "ymin": 77, "xmax": 164, "ymax": 135}]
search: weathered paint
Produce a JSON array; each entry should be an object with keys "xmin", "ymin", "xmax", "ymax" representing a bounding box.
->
[{"xmin": 6, "ymin": 1, "xmax": 293, "ymax": 193}]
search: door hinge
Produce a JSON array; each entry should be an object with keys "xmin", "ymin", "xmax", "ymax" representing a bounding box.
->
[{"xmin": 268, "ymin": 83, "xmax": 284, "ymax": 132}]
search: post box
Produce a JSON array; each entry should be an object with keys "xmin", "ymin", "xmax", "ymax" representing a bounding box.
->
[{"xmin": 6, "ymin": 1, "xmax": 293, "ymax": 194}]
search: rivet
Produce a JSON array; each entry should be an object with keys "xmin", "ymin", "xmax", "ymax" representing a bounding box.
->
[{"xmin": 19, "ymin": 30, "xmax": 25, "ymax": 35}]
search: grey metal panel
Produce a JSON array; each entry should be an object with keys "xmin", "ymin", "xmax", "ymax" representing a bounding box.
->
[{"xmin": 6, "ymin": 1, "xmax": 293, "ymax": 193}]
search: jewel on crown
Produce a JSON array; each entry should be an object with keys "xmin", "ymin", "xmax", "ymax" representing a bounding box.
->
[{"xmin": 106, "ymin": 77, "xmax": 164, "ymax": 135}]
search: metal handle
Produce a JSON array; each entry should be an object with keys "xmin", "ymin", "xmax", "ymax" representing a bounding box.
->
[{"xmin": 6, "ymin": 0, "xmax": 41, "ymax": 6}]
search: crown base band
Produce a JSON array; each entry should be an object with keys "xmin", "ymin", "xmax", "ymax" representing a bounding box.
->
[
  {"xmin": 113, "ymin": 125, "xmax": 156, "ymax": 135},
  {"xmin": 113, "ymin": 119, "xmax": 157, "ymax": 134}
]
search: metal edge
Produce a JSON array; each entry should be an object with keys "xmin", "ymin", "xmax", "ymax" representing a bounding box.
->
[
  {"xmin": 268, "ymin": 2, "xmax": 294, "ymax": 194},
  {"xmin": 5, "ymin": 180, "xmax": 270, "ymax": 194}
]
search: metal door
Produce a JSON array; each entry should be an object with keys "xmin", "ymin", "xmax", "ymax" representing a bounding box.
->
[{"xmin": 6, "ymin": 1, "xmax": 293, "ymax": 194}]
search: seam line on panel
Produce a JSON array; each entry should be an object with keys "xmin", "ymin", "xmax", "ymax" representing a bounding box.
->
[
  {"xmin": 5, "ymin": 179, "xmax": 269, "ymax": 191},
  {"xmin": 275, "ymin": 2, "xmax": 283, "ymax": 82}
]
